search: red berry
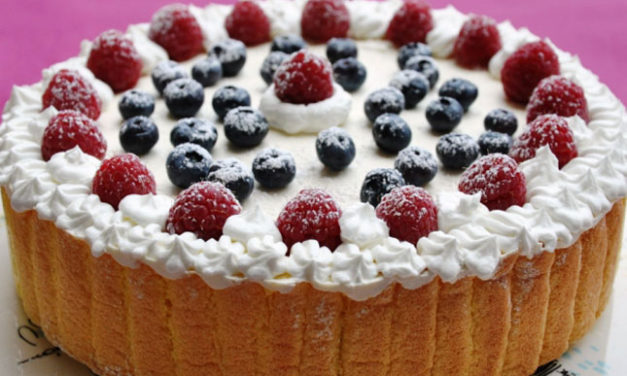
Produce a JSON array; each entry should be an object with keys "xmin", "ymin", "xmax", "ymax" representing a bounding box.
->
[
  {"xmin": 300, "ymin": 0, "xmax": 350, "ymax": 44},
  {"xmin": 386, "ymin": 0, "xmax": 434, "ymax": 48},
  {"xmin": 166, "ymin": 181, "xmax": 241, "ymax": 241},
  {"xmin": 87, "ymin": 30, "xmax": 143, "ymax": 93},
  {"xmin": 225, "ymin": 1, "xmax": 271, "ymax": 46},
  {"xmin": 42, "ymin": 69, "xmax": 102, "ymax": 119},
  {"xmin": 501, "ymin": 41, "xmax": 560, "ymax": 104},
  {"xmin": 273, "ymin": 50, "xmax": 334, "ymax": 104},
  {"xmin": 92, "ymin": 154, "xmax": 156, "ymax": 210},
  {"xmin": 148, "ymin": 4, "xmax": 204, "ymax": 61},
  {"xmin": 453, "ymin": 15, "xmax": 502, "ymax": 68},
  {"xmin": 41, "ymin": 110, "xmax": 107, "ymax": 161},
  {"xmin": 526, "ymin": 75, "xmax": 589, "ymax": 123},
  {"xmin": 276, "ymin": 189, "xmax": 342, "ymax": 251},
  {"xmin": 509, "ymin": 114, "xmax": 578, "ymax": 169},
  {"xmin": 458, "ymin": 154, "xmax": 527, "ymax": 211},
  {"xmin": 375, "ymin": 185, "xmax": 438, "ymax": 245}
]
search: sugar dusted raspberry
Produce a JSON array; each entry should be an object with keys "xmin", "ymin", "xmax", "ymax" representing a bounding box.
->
[
  {"xmin": 300, "ymin": 0, "xmax": 350, "ymax": 44},
  {"xmin": 526, "ymin": 75, "xmax": 589, "ymax": 123},
  {"xmin": 276, "ymin": 189, "xmax": 342, "ymax": 251},
  {"xmin": 41, "ymin": 110, "xmax": 107, "ymax": 161},
  {"xmin": 375, "ymin": 185, "xmax": 438, "ymax": 245},
  {"xmin": 225, "ymin": 1, "xmax": 271, "ymax": 46},
  {"xmin": 501, "ymin": 41, "xmax": 560, "ymax": 104},
  {"xmin": 42, "ymin": 69, "xmax": 102, "ymax": 119},
  {"xmin": 458, "ymin": 154, "xmax": 526, "ymax": 211},
  {"xmin": 509, "ymin": 114, "xmax": 578, "ymax": 168},
  {"xmin": 92, "ymin": 154, "xmax": 156, "ymax": 209},
  {"xmin": 273, "ymin": 50, "xmax": 334, "ymax": 104},
  {"xmin": 87, "ymin": 30, "xmax": 143, "ymax": 93},
  {"xmin": 166, "ymin": 181, "xmax": 241, "ymax": 241},
  {"xmin": 148, "ymin": 4, "xmax": 204, "ymax": 61},
  {"xmin": 453, "ymin": 15, "xmax": 501, "ymax": 68},
  {"xmin": 386, "ymin": 0, "xmax": 434, "ymax": 48}
]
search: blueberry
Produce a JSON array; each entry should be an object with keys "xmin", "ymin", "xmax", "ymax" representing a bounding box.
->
[
  {"xmin": 394, "ymin": 146, "xmax": 438, "ymax": 186},
  {"xmin": 270, "ymin": 35, "xmax": 307, "ymax": 54},
  {"xmin": 118, "ymin": 90, "xmax": 155, "ymax": 120},
  {"xmin": 207, "ymin": 158, "xmax": 255, "ymax": 202},
  {"xmin": 170, "ymin": 118, "xmax": 218, "ymax": 151},
  {"xmin": 224, "ymin": 107, "xmax": 269, "ymax": 148},
  {"xmin": 166, "ymin": 143, "xmax": 213, "ymax": 189},
  {"xmin": 404, "ymin": 55, "xmax": 439, "ymax": 88},
  {"xmin": 260, "ymin": 51, "xmax": 288, "ymax": 85},
  {"xmin": 191, "ymin": 56, "xmax": 222, "ymax": 87},
  {"xmin": 364, "ymin": 87, "xmax": 405, "ymax": 122},
  {"xmin": 478, "ymin": 131, "xmax": 513, "ymax": 155},
  {"xmin": 397, "ymin": 42, "xmax": 432, "ymax": 69},
  {"xmin": 484, "ymin": 109, "xmax": 518, "ymax": 135},
  {"xmin": 436, "ymin": 133, "xmax": 480, "ymax": 169},
  {"xmin": 210, "ymin": 39, "xmax": 247, "ymax": 77},
  {"xmin": 360, "ymin": 168, "xmax": 405, "ymax": 207},
  {"xmin": 315, "ymin": 127, "xmax": 356, "ymax": 171},
  {"xmin": 212, "ymin": 85, "xmax": 251, "ymax": 120},
  {"xmin": 164, "ymin": 78, "xmax": 205, "ymax": 119},
  {"xmin": 426, "ymin": 97, "xmax": 464, "ymax": 133},
  {"xmin": 372, "ymin": 113, "xmax": 412, "ymax": 153},
  {"xmin": 438, "ymin": 78, "xmax": 478, "ymax": 112},
  {"xmin": 333, "ymin": 57, "xmax": 367, "ymax": 93},
  {"xmin": 152, "ymin": 60, "xmax": 188, "ymax": 95},
  {"xmin": 389, "ymin": 70, "xmax": 429, "ymax": 109},
  {"xmin": 119, "ymin": 116, "xmax": 159, "ymax": 156},
  {"xmin": 326, "ymin": 38, "xmax": 358, "ymax": 63},
  {"xmin": 252, "ymin": 148, "xmax": 296, "ymax": 189}
]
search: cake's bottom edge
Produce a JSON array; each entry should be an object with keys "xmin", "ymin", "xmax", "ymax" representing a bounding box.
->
[{"xmin": 2, "ymin": 187, "xmax": 625, "ymax": 376}]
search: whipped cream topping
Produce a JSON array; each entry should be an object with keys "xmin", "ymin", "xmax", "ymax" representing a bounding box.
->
[
  {"xmin": 426, "ymin": 5, "xmax": 469, "ymax": 58},
  {"xmin": 346, "ymin": 0, "xmax": 401, "ymax": 40}
]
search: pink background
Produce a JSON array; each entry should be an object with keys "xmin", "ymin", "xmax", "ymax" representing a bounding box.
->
[{"xmin": 1, "ymin": 0, "xmax": 626, "ymax": 108}]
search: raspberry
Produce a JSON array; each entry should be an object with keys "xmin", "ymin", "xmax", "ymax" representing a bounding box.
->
[
  {"xmin": 87, "ymin": 30, "xmax": 143, "ymax": 93},
  {"xmin": 375, "ymin": 186, "xmax": 438, "ymax": 245},
  {"xmin": 300, "ymin": 0, "xmax": 350, "ymax": 44},
  {"xmin": 509, "ymin": 114, "xmax": 578, "ymax": 168},
  {"xmin": 273, "ymin": 50, "xmax": 334, "ymax": 104},
  {"xmin": 453, "ymin": 15, "xmax": 502, "ymax": 68},
  {"xmin": 526, "ymin": 75, "xmax": 589, "ymax": 123},
  {"xmin": 148, "ymin": 4, "xmax": 204, "ymax": 61},
  {"xmin": 458, "ymin": 154, "xmax": 526, "ymax": 211},
  {"xmin": 386, "ymin": 0, "xmax": 434, "ymax": 48},
  {"xmin": 41, "ymin": 110, "xmax": 107, "ymax": 161},
  {"xmin": 42, "ymin": 69, "xmax": 102, "ymax": 119},
  {"xmin": 166, "ymin": 181, "xmax": 241, "ymax": 241},
  {"xmin": 276, "ymin": 189, "xmax": 342, "ymax": 251},
  {"xmin": 501, "ymin": 41, "xmax": 560, "ymax": 104},
  {"xmin": 92, "ymin": 154, "xmax": 156, "ymax": 210},
  {"xmin": 225, "ymin": 1, "xmax": 271, "ymax": 46}
]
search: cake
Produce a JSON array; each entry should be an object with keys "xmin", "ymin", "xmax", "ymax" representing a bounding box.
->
[{"xmin": 1, "ymin": 1, "xmax": 626, "ymax": 375}]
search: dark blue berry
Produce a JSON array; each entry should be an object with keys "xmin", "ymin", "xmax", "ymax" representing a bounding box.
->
[
  {"xmin": 372, "ymin": 113, "xmax": 412, "ymax": 153},
  {"xmin": 478, "ymin": 131, "xmax": 513, "ymax": 155},
  {"xmin": 119, "ymin": 116, "xmax": 159, "ymax": 156},
  {"xmin": 270, "ymin": 34, "xmax": 306, "ymax": 54},
  {"xmin": 151, "ymin": 60, "xmax": 188, "ymax": 95},
  {"xmin": 252, "ymin": 148, "xmax": 296, "ymax": 189},
  {"xmin": 211, "ymin": 39, "xmax": 247, "ymax": 77},
  {"xmin": 436, "ymin": 133, "xmax": 480, "ymax": 170},
  {"xmin": 260, "ymin": 51, "xmax": 288, "ymax": 85},
  {"xmin": 207, "ymin": 158, "xmax": 255, "ymax": 202},
  {"xmin": 315, "ymin": 127, "xmax": 356, "ymax": 171},
  {"xmin": 118, "ymin": 90, "xmax": 155, "ymax": 120},
  {"xmin": 164, "ymin": 78, "xmax": 205, "ymax": 119},
  {"xmin": 364, "ymin": 87, "xmax": 405, "ymax": 122},
  {"xmin": 191, "ymin": 56, "xmax": 222, "ymax": 87},
  {"xmin": 438, "ymin": 78, "xmax": 478, "ymax": 112},
  {"xmin": 166, "ymin": 143, "xmax": 213, "ymax": 189},
  {"xmin": 426, "ymin": 97, "xmax": 464, "ymax": 133},
  {"xmin": 394, "ymin": 146, "xmax": 438, "ymax": 186},
  {"xmin": 170, "ymin": 118, "xmax": 218, "ymax": 151},
  {"xmin": 389, "ymin": 70, "xmax": 429, "ymax": 109},
  {"xmin": 397, "ymin": 42, "xmax": 432, "ymax": 69},
  {"xmin": 326, "ymin": 38, "xmax": 358, "ymax": 63},
  {"xmin": 212, "ymin": 85, "xmax": 251, "ymax": 120},
  {"xmin": 333, "ymin": 57, "xmax": 367, "ymax": 93},
  {"xmin": 360, "ymin": 168, "xmax": 405, "ymax": 207},
  {"xmin": 404, "ymin": 55, "xmax": 439, "ymax": 88},
  {"xmin": 484, "ymin": 109, "xmax": 518, "ymax": 135},
  {"xmin": 223, "ymin": 107, "xmax": 269, "ymax": 148}
]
